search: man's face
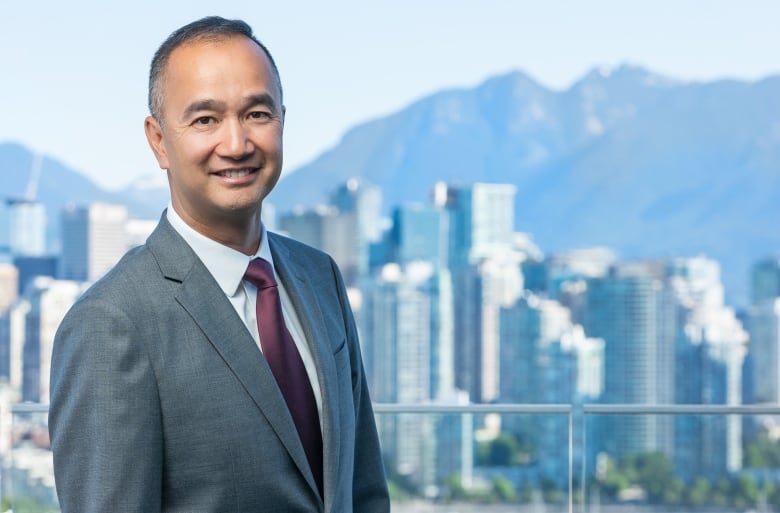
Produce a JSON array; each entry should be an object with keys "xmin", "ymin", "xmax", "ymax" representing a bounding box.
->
[{"xmin": 145, "ymin": 35, "xmax": 284, "ymax": 233}]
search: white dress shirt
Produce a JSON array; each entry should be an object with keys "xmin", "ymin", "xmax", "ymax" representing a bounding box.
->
[{"xmin": 166, "ymin": 206, "xmax": 323, "ymax": 428}]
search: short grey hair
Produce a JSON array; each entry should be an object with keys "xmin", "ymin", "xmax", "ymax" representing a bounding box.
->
[{"xmin": 148, "ymin": 16, "xmax": 283, "ymax": 124}]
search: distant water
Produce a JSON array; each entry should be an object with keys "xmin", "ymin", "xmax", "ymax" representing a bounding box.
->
[
  {"xmin": 392, "ymin": 501, "xmax": 560, "ymax": 513},
  {"xmin": 391, "ymin": 502, "xmax": 747, "ymax": 513}
]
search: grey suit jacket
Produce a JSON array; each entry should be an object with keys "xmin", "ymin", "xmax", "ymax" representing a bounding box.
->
[{"xmin": 49, "ymin": 214, "xmax": 390, "ymax": 513}]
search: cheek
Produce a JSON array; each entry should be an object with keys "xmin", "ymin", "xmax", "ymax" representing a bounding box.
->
[
  {"xmin": 252, "ymin": 125, "xmax": 283, "ymax": 154},
  {"xmin": 166, "ymin": 135, "xmax": 215, "ymax": 166}
]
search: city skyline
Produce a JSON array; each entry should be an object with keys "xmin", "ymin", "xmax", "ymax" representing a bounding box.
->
[
  {"xmin": 1, "ymin": 182, "xmax": 778, "ymax": 510},
  {"xmin": 0, "ymin": 166, "xmax": 775, "ymax": 310}
]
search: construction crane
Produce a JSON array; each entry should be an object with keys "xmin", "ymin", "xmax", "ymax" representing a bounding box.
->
[{"xmin": 25, "ymin": 152, "xmax": 43, "ymax": 201}]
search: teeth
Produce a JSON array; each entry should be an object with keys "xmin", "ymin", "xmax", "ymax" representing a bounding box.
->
[{"xmin": 221, "ymin": 169, "xmax": 252, "ymax": 178}]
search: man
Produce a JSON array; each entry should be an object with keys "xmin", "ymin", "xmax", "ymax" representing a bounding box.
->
[{"xmin": 49, "ymin": 16, "xmax": 390, "ymax": 513}]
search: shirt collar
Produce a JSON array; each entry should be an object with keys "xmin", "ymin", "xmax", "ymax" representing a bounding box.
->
[{"xmin": 166, "ymin": 204, "xmax": 275, "ymax": 296}]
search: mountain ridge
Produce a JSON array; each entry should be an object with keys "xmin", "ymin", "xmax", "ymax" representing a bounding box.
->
[
  {"xmin": 2, "ymin": 64, "xmax": 779, "ymax": 306},
  {"xmin": 268, "ymin": 64, "xmax": 780, "ymax": 306}
]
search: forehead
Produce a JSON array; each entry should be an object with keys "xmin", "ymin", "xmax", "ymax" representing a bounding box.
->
[{"xmin": 161, "ymin": 35, "xmax": 279, "ymax": 104}]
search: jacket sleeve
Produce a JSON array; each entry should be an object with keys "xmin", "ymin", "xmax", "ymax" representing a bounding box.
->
[
  {"xmin": 330, "ymin": 258, "xmax": 391, "ymax": 512},
  {"xmin": 49, "ymin": 295, "xmax": 163, "ymax": 513}
]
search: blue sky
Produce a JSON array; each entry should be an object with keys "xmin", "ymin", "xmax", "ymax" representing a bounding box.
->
[{"xmin": 2, "ymin": 0, "xmax": 778, "ymax": 190}]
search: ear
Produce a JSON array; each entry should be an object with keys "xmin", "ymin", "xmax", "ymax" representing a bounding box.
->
[
  {"xmin": 281, "ymin": 105, "xmax": 286, "ymax": 128},
  {"xmin": 144, "ymin": 116, "xmax": 170, "ymax": 170}
]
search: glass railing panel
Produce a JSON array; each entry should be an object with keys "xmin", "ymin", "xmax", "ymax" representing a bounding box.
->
[
  {"xmin": 3, "ymin": 404, "xmax": 58, "ymax": 513},
  {"xmin": 2, "ymin": 403, "xmax": 575, "ymax": 513},
  {"xmin": 581, "ymin": 405, "xmax": 780, "ymax": 513},
  {"xmin": 14, "ymin": 402, "xmax": 777, "ymax": 512},
  {"xmin": 374, "ymin": 403, "xmax": 573, "ymax": 513}
]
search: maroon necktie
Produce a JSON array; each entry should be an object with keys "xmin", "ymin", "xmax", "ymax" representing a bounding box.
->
[{"xmin": 244, "ymin": 258, "xmax": 323, "ymax": 498}]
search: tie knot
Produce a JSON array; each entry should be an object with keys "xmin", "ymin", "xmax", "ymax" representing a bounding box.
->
[{"xmin": 244, "ymin": 258, "xmax": 277, "ymax": 290}]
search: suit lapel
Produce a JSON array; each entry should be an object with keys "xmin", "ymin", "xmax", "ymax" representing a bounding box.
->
[
  {"xmin": 147, "ymin": 216, "xmax": 318, "ymax": 497},
  {"xmin": 269, "ymin": 234, "xmax": 341, "ymax": 510}
]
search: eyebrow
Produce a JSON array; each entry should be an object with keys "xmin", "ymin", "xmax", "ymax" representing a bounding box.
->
[
  {"xmin": 181, "ymin": 93, "xmax": 279, "ymax": 121},
  {"xmin": 245, "ymin": 93, "xmax": 278, "ymax": 112},
  {"xmin": 182, "ymin": 99, "xmax": 224, "ymax": 120}
]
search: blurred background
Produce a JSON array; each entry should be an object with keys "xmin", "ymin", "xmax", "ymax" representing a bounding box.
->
[{"xmin": 1, "ymin": 1, "xmax": 780, "ymax": 511}]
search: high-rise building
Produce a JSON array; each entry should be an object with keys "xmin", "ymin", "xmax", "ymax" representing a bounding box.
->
[
  {"xmin": 445, "ymin": 252, "xmax": 527, "ymax": 404},
  {"xmin": 500, "ymin": 295, "xmax": 577, "ymax": 404},
  {"xmin": 441, "ymin": 183, "xmax": 519, "ymax": 403},
  {"xmin": 278, "ymin": 206, "xmax": 333, "ymax": 250},
  {"xmin": 451, "ymin": 265, "xmax": 482, "ymax": 402},
  {"xmin": 447, "ymin": 254, "xmax": 527, "ymax": 404},
  {"xmin": 748, "ymin": 256, "xmax": 780, "ymax": 426},
  {"xmin": 0, "ymin": 312, "xmax": 10, "ymax": 384},
  {"xmin": 279, "ymin": 179, "xmax": 382, "ymax": 286},
  {"xmin": 669, "ymin": 257, "xmax": 746, "ymax": 479},
  {"xmin": 668, "ymin": 256, "xmax": 726, "ymax": 309},
  {"xmin": 0, "ymin": 200, "xmax": 9, "ymax": 255},
  {"xmin": 388, "ymin": 204, "xmax": 448, "ymax": 268},
  {"xmin": 60, "ymin": 203, "xmax": 128, "ymax": 282},
  {"xmin": 19, "ymin": 277, "xmax": 83, "ymax": 402},
  {"xmin": 330, "ymin": 179, "xmax": 383, "ymax": 281},
  {"xmin": 6, "ymin": 199, "xmax": 46, "ymax": 256},
  {"xmin": 751, "ymin": 257, "xmax": 780, "ymax": 304},
  {"xmin": 444, "ymin": 183, "xmax": 516, "ymax": 268},
  {"xmin": 520, "ymin": 247, "xmax": 617, "ymax": 332},
  {"xmin": 363, "ymin": 262, "xmax": 455, "ymax": 486},
  {"xmin": 13, "ymin": 256, "xmax": 58, "ymax": 295},
  {"xmin": 499, "ymin": 293, "xmax": 604, "ymax": 485},
  {"xmin": 544, "ymin": 248, "xmax": 616, "ymax": 298},
  {"xmin": 749, "ymin": 298, "xmax": 780, "ymax": 404},
  {"xmin": 584, "ymin": 261, "xmax": 676, "ymax": 459},
  {"xmin": 365, "ymin": 262, "xmax": 454, "ymax": 403},
  {"xmin": 434, "ymin": 390, "xmax": 474, "ymax": 488},
  {"xmin": 278, "ymin": 206, "xmax": 360, "ymax": 285},
  {"xmin": 329, "ymin": 178, "xmax": 383, "ymax": 243},
  {"xmin": 5, "ymin": 299, "xmax": 30, "ymax": 395},
  {"xmin": 477, "ymin": 254, "xmax": 524, "ymax": 402},
  {"xmin": 0, "ymin": 263, "xmax": 19, "ymax": 313}
]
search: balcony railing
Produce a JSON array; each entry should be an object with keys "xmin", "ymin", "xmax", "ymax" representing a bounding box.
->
[{"xmin": 3, "ymin": 403, "xmax": 780, "ymax": 512}]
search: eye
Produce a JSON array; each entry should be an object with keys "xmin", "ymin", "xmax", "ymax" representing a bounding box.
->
[
  {"xmin": 194, "ymin": 116, "xmax": 215, "ymax": 126},
  {"xmin": 248, "ymin": 111, "xmax": 272, "ymax": 121}
]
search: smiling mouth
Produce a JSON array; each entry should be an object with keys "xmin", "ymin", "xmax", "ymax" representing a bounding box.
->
[{"xmin": 214, "ymin": 168, "xmax": 257, "ymax": 178}]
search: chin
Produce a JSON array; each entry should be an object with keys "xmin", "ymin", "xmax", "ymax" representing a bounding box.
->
[{"xmin": 222, "ymin": 201, "xmax": 262, "ymax": 216}]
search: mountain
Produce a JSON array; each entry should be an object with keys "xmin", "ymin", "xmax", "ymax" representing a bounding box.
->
[
  {"xmin": 0, "ymin": 141, "xmax": 168, "ymax": 247},
  {"xmin": 2, "ymin": 64, "xmax": 778, "ymax": 306},
  {"xmin": 270, "ymin": 64, "xmax": 780, "ymax": 307}
]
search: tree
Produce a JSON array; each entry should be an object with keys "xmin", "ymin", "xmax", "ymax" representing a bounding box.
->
[
  {"xmin": 601, "ymin": 457, "xmax": 630, "ymax": 498},
  {"xmin": 712, "ymin": 478, "xmax": 730, "ymax": 508},
  {"xmin": 543, "ymin": 487, "xmax": 565, "ymax": 505},
  {"xmin": 662, "ymin": 478, "xmax": 684, "ymax": 506},
  {"xmin": 477, "ymin": 433, "xmax": 520, "ymax": 466},
  {"xmin": 732, "ymin": 474, "xmax": 758, "ymax": 510},
  {"xmin": 386, "ymin": 480, "xmax": 408, "ymax": 502},
  {"xmin": 443, "ymin": 474, "xmax": 467, "ymax": 501},
  {"xmin": 769, "ymin": 481, "xmax": 780, "ymax": 509},
  {"xmin": 492, "ymin": 476, "xmax": 516, "ymax": 502},
  {"xmin": 686, "ymin": 476, "xmax": 711, "ymax": 507},
  {"xmin": 518, "ymin": 482, "xmax": 534, "ymax": 503},
  {"xmin": 744, "ymin": 435, "xmax": 780, "ymax": 468},
  {"xmin": 634, "ymin": 452, "xmax": 675, "ymax": 503}
]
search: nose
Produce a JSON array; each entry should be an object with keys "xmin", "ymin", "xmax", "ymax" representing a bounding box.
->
[{"xmin": 217, "ymin": 118, "xmax": 254, "ymax": 160}]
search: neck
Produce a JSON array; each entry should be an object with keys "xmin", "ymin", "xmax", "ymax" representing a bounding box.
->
[
  {"xmin": 174, "ymin": 205, "xmax": 264, "ymax": 256},
  {"xmin": 214, "ymin": 216, "xmax": 264, "ymax": 256}
]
